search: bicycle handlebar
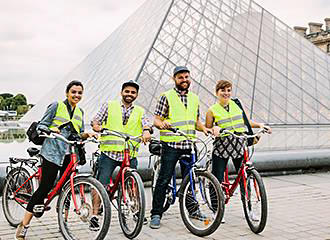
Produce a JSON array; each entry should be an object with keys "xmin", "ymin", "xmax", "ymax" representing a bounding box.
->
[
  {"xmin": 167, "ymin": 127, "xmax": 214, "ymax": 141},
  {"xmin": 100, "ymin": 128, "xmax": 142, "ymax": 142},
  {"xmin": 39, "ymin": 130, "xmax": 98, "ymax": 145},
  {"xmin": 219, "ymin": 128, "xmax": 267, "ymax": 139}
]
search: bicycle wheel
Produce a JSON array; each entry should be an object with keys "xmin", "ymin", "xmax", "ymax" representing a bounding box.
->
[
  {"xmin": 118, "ymin": 171, "xmax": 146, "ymax": 239},
  {"xmin": 241, "ymin": 169, "xmax": 267, "ymax": 233},
  {"xmin": 179, "ymin": 170, "xmax": 224, "ymax": 237},
  {"xmin": 2, "ymin": 168, "xmax": 35, "ymax": 227},
  {"xmin": 57, "ymin": 176, "xmax": 111, "ymax": 240}
]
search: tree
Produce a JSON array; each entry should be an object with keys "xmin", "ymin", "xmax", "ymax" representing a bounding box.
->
[
  {"xmin": 0, "ymin": 93, "xmax": 13, "ymax": 99},
  {"xmin": 12, "ymin": 94, "xmax": 27, "ymax": 110},
  {"xmin": 3, "ymin": 98, "xmax": 13, "ymax": 110},
  {"xmin": 17, "ymin": 105, "xmax": 29, "ymax": 115},
  {"xmin": 0, "ymin": 96, "xmax": 4, "ymax": 110}
]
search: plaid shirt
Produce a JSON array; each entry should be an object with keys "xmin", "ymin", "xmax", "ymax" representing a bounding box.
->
[
  {"xmin": 92, "ymin": 101, "xmax": 151, "ymax": 161},
  {"xmin": 154, "ymin": 88, "xmax": 200, "ymax": 150}
]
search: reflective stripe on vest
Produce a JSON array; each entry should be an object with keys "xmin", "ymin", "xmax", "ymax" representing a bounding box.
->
[
  {"xmin": 49, "ymin": 101, "xmax": 83, "ymax": 133},
  {"xmin": 100, "ymin": 100, "xmax": 144, "ymax": 158},
  {"xmin": 210, "ymin": 100, "xmax": 246, "ymax": 136},
  {"xmin": 160, "ymin": 89, "xmax": 199, "ymax": 142}
]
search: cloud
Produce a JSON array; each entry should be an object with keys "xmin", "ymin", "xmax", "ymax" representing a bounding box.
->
[{"xmin": 0, "ymin": 0, "xmax": 145, "ymax": 103}]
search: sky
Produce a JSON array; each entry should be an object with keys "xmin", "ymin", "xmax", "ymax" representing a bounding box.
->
[{"xmin": 0, "ymin": 0, "xmax": 329, "ymax": 104}]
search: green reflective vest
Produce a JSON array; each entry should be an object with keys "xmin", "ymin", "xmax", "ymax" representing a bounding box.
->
[
  {"xmin": 160, "ymin": 89, "xmax": 199, "ymax": 142},
  {"xmin": 209, "ymin": 100, "xmax": 246, "ymax": 136},
  {"xmin": 100, "ymin": 100, "xmax": 144, "ymax": 158},
  {"xmin": 49, "ymin": 101, "xmax": 83, "ymax": 133}
]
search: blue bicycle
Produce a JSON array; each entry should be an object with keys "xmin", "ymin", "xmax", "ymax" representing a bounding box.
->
[{"xmin": 148, "ymin": 128, "xmax": 224, "ymax": 236}]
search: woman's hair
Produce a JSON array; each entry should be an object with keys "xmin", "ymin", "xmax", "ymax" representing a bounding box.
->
[
  {"xmin": 66, "ymin": 80, "xmax": 84, "ymax": 93},
  {"xmin": 215, "ymin": 80, "xmax": 232, "ymax": 93}
]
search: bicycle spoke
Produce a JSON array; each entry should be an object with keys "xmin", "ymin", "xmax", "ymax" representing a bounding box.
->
[
  {"xmin": 58, "ymin": 178, "xmax": 111, "ymax": 240},
  {"xmin": 179, "ymin": 171, "xmax": 224, "ymax": 237},
  {"xmin": 118, "ymin": 171, "xmax": 145, "ymax": 239},
  {"xmin": 2, "ymin": 168, "xmax": 34, "ymax": 226},
  {"xmin": 241, "ymin": 169, "xmax": 267, "ymax": 233}
]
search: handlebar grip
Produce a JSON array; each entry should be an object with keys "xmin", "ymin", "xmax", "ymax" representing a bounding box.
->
[
  {"xmin": 40, "ymin": 128, "xmax": 52, "ymax": 135},
  {"xmin": 100, "ymin": 128, "xmax": 108, "ymax": 133},
  {"xmin": 168, "ymin": 127, "xmax": 178, "ymax": 133}
]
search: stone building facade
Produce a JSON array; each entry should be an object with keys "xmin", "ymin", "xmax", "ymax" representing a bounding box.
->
[{"xmin": 294, "ymin": 18, "xmax": 330, "ymax": 54}]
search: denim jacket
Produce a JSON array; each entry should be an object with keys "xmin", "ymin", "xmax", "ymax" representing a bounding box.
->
[{"xmin": 37, "ymin": 100, "xmax": 85, "ymax": 166}]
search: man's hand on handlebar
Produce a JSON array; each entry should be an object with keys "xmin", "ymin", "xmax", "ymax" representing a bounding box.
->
[
  {"xmin": 81, "ymin": 132, "xmax": 98, "ymax": 140},
  {"xmin": 141, "ymin": 130, "xmax": 151, "ymax": 145},
  {"xmin": 259, "ymin": 124, "xmax": 272, "ymax": 134}
]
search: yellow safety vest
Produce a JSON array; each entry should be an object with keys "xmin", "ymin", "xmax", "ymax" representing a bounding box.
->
[
  {"xmin": 160, "ymin": 89, "xmax": 199, "ymax": 142},
  {"xmin": 49, "ymin": 101, "xmax": 83, "ymax": 133},
  {"xmin": 100, "ymin": 100, "xmax": 144, "ymax": 158},
  {"xmin": 209, "ymin": 100, "xmax": 246, "ymax": 136}
]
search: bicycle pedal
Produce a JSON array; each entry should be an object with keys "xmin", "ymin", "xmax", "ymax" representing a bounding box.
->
[{"xmin": 33, "ymin": 204, "xmax": 45, "ymax": 213}]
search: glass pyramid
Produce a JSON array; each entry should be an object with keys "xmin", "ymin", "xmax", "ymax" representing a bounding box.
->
[{"xmin": 22, "ymin": 0, "xmax": 330, "ymax": 151}]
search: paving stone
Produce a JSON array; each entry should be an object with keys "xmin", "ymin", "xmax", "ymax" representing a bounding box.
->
[{"xmin": 0, "ymin": 171, "xmax": 330, "ymax": 240}]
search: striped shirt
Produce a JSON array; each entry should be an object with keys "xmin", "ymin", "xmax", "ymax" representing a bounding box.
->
[
  {"xmin": 92, "ymin": 101, "xmax": 151, "ymax": 161},
  {"xmin": 154, "ymin": 88, "xmax": 200, "ymax": 150}
]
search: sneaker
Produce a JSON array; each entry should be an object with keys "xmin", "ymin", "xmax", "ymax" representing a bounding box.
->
[
  {"xmin": 89, "ymin": 215, "xmax": 100, "ymax": 231},
  {"xmin": 15, "ymin": 222, "xmax": 29, "ymax": 240},
  {"xmin": 149, "ymin": 215, "xmax": 161, "ymax": 229},
  {"xmin": 189, "ymin": 209, "xmax": 207, "ymax": 221}
]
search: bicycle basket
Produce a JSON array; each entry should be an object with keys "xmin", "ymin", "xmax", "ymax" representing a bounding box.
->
[{"xmin": 149, "ymin": 139, "xmax": 162, "ymax": 156}]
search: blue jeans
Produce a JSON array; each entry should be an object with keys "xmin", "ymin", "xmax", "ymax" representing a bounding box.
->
[
  {"xmin": 97, "ymin": 152, "xmax": 137, "ymax": 185},
  {"xmin": 211, "ymin": 152, "xmax": 243, "ymax": 183},
  {"xmin": 150, "ymin": 143, "xmax": 192, "ymax": 217}
]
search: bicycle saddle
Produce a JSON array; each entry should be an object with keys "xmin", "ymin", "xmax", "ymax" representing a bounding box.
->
[{"xmin": 27, "ymin": 147, "xmax": 40, "ymax": 157}]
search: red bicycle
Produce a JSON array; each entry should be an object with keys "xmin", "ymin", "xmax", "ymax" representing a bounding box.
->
[
  {"xmin": 2, "ymin": 130, "xmax": 111, "ymax": 240},
  {"xmin": 91, "ymin": 129, "xmax": 146, "ymax": 239},
  {"xmin": 209, "ymin": 128, "xmax": 268, "ymax": 233}
]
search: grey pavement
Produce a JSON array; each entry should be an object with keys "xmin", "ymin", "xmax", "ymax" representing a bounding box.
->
[{"xmin": 1, "ymin": 171, "xmax": 330, "ymax": 240}]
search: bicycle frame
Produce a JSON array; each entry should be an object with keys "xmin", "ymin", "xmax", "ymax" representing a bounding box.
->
[
  {"xmin": 11, "ymin": 135, "xmax": 92, "ymax": 215},
  {"xmin": 167, "ymin": 138, "xmax": 203, "ymax": 205},
  {"xmin": 220, "ymin": 129, "xmax": 265, "ymax": 204},
  {"xmin": 100, "ymin": 129, "xmax": 140, "ymax": 206},
  {"xmin": 107, "ymin": 142, "xmax": 133, "ymax": 204},
  {"xmin": 222, "ymin": 146, "xmax": 251, "ymax": 204}
]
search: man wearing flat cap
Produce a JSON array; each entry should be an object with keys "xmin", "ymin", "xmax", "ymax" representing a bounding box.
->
[{"xmin": 149, "ymin": 66, "xmax": 210, "ymax": 229}]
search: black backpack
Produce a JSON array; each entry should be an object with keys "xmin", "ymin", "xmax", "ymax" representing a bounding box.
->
[
  {"xmin": 232, "ymin": 98, "xmax": 259, "ymax": 146},
  {"xmin": 26, "ymin": 121, "xmax": 45, "ymax": 145}
]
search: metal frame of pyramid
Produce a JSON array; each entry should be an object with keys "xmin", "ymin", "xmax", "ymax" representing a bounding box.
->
[{"xmin": 22, "ymin": 0, "xmax": 330, "ymax": 151}]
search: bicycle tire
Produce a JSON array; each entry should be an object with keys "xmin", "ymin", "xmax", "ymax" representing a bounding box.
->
[
  {"xmin": 179, "ymin": 170, "xmax": 224, "ymax": 237},
  {"xmin": 2, "ymin": 168, "xmax": 35, "ymax": 227},
  {"xmin": 241, "ymin": 169, "xmax": 267, "ymax": 233},
  {"xmin": 57, "ymin": 176, "xmax": 111, "ymax": 240},
  {"xmin": 118, "ymin": 170, "xmax": 146, "ymax": 239}
]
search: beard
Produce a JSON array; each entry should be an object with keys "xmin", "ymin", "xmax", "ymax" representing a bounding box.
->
[
  {"xmin": 123, "ymin": 95, "xmax": 136, "ymax": 104},
  {"xmin": 175, "ymin": 81, "xmax": 190, "ymax": 91}
]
